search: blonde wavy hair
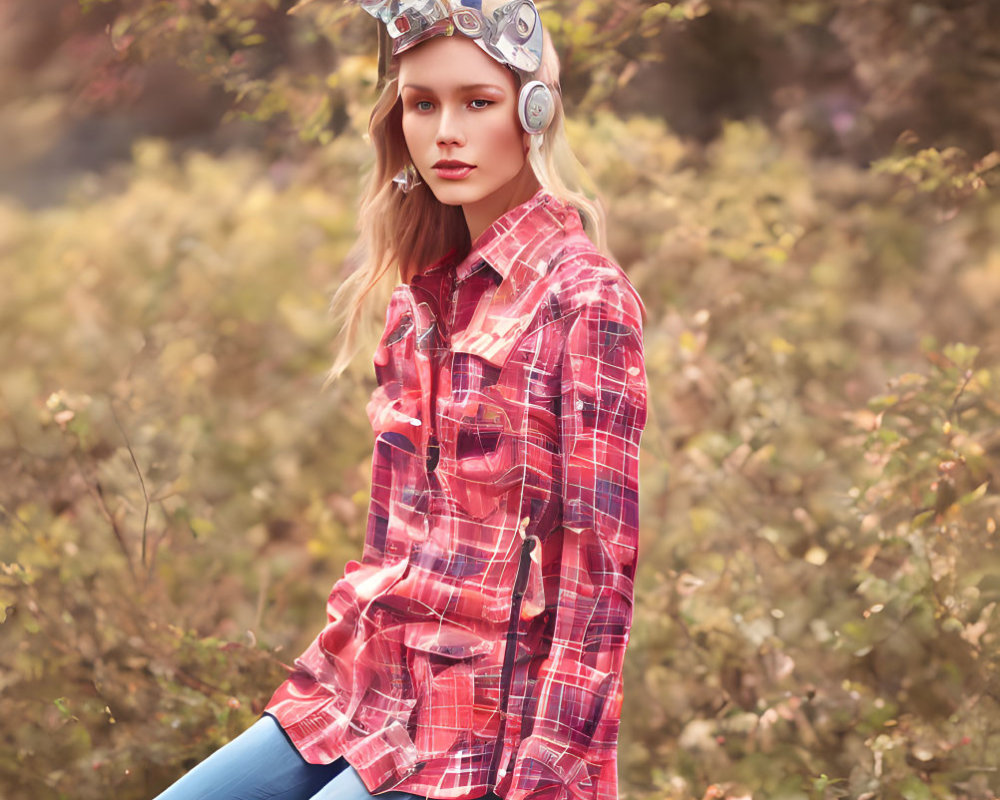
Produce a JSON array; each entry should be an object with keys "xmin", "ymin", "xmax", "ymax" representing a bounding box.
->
[{"xmin": 329, "ymin": 29, "xmax": 605, "ymax": 378}]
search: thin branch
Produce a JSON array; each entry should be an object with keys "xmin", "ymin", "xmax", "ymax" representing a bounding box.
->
[
  {"xmin": 947, "ymin": 369, "xmax": 975, "ymax": 424},
  {"xmin": 110, "ymin": 404, "xmax": 151, "ymax": 569},
  {"xmin": 77, "ymin": 460, "xmax": 137, "ymax": 582}
]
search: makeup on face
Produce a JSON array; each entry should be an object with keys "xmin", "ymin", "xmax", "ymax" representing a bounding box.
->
[
  {"xmin": 398, "ymin": 36, "xmax": 539, "ymax": 239},
  {"xmin": 432, "ymin": 159, "xmax": 476, "ymax": 180}
]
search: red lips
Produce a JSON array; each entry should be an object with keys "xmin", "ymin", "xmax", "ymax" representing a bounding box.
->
[{"xmin": 432, "ymin": 159, "xmax": 476, "ymax": 180}]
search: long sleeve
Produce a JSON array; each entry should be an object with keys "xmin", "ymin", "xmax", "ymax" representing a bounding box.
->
[{"xmin": 505, "ymin": 268, "xmax": 647, "ymax": 800}]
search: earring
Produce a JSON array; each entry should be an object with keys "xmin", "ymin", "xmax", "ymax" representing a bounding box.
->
[{"xmin": 393, "ymin": 163, "xmax": 423, "ymax": 194}]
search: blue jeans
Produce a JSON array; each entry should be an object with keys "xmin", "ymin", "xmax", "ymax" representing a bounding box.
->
[{"xmin": 152, "ymin": 714, "xmax": 422, "ymax": 800}]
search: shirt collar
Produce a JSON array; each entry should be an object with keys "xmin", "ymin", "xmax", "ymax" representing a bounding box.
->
[{"xmin": 453, "ymin": 190, "xmax": 585, "ymax": 294}]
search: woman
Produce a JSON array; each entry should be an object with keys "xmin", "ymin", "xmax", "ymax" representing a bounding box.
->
[{"xmin": 154, "ymin": 2, "xmax": 646, "ymax": 799}]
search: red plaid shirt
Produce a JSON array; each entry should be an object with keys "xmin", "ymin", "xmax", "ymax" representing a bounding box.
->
[{"xmin": 266, "ymin": 191, "xmax": 647, "ymax": 800}]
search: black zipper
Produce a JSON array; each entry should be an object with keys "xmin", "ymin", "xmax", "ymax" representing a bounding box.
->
[{"xmin": 489, "ymin": 533, "xmax": 537, "ymax": 782}]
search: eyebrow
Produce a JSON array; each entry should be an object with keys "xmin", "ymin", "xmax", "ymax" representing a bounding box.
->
[{"xmin": 400, "ymin": 83, "xmax": 506, "ymax": 94}]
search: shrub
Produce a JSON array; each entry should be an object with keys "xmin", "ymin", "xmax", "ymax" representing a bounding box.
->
[{"xmin": 2, "ymin": 117, "xmax": 999, "ymax": 799}]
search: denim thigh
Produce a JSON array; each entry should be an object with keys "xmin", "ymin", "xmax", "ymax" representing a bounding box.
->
[{"xmin": 152, "ymin": 714, "xmax": 390, "ymax": 800}]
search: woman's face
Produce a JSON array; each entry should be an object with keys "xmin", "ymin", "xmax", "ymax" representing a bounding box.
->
[{"xmin": 398, "ymin": 35, "xmax": 539, "ymax": 239}]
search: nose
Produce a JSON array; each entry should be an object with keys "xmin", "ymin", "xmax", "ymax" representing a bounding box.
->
[{"xmin": 435, "ymin": 105, "xmax": 466, "ymax": 148}]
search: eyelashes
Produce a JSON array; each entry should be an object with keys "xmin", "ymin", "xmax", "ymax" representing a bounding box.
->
[{"xmin": 407, "ymin": 98, "xmax": 496, "ymax": 112}]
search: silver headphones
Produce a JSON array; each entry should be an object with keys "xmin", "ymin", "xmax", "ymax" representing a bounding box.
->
[
  {"xmin": 518, "ymin": 80, "xmax": 555, "ymax": 135},
  {"xmin": 362, "ymin": 1, "xmax": 557, "ymax": 135}
]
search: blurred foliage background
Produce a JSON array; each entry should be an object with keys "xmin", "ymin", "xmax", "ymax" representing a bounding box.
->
[{"xmin": 2, "ymin": 1, "xmax": 1000, "ymax": 798}]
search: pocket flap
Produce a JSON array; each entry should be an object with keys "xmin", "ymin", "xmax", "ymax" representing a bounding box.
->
[
  {"xmin": 404, "ymin": 622, "xmax": 494, "ymax": 659},
  {"xmin": 450, "ymin": 275, "xmax": 553, "ymax": 366}
]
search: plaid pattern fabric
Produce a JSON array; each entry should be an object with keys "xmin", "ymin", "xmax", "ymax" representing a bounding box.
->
[{"xmin": 265, "ymin": 192, "xmax": 647, "ymax": 800}]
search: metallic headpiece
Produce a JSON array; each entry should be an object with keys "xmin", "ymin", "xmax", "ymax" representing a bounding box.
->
[{"xmin": 359, "ymin": 0, "xmax": 545, "ymax": 74}]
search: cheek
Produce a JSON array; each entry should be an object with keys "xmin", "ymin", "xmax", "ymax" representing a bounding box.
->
[
  {"xmin": 484, "ymin": 116, "xmax": 527, "ymax": 166},
  {"xmin": 401, "ymin": 111, "xmax": 435, "ymax": 156},
  {"xmin": 400, "ymin": 115, "xmax": 418, "ymax": 153}
]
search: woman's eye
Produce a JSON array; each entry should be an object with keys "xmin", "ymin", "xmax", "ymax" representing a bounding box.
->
[
  {"xmin": 469, "ymin": 99, "xmax": 493, "ymax": 110},
  {"xmin": 415, "ymin": 100, "xmax": 434, "ymax": 112}
]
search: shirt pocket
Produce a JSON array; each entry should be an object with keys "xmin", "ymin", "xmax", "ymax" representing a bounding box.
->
[
  {"xmin": 441, "ymin": 332, "xmax": 563, "ymax": 521},
  {"xmin": 534, "ymin": 659, "xmax": 619, "ymax": 751},
  {"xmin": 404, "ymin": 622, "xmax": 496, "ymax": 755},
  {"xmin": 440, "ymin": 389, "xmax": 523, "ymax": 520},
  {"xmin": 306, "ymin": 559, "xmax": 408, "ymax": 687},
  {"xmin": 371, "ymin": 290, "xmax": 442, "ymax": 431},
  {"xmin": 369, "ymin": 310, "xmax": 420, "ymax": 427}
]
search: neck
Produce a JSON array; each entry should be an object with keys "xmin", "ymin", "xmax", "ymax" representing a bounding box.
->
[{"xmin": 463, "ymin": 163, "xmax": 540, "ymax": 242}]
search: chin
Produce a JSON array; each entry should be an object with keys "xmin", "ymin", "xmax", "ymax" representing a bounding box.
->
[
  {"xmin": 426, "ymin": 182, "xmax": 488, "ymax": 207},
  {"xmin": 426, "ymin": 189, "xmax": 466, "ymax": 207}
]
